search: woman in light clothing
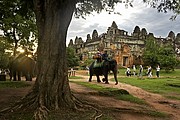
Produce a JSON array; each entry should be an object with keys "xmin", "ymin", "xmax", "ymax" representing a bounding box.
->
[{"xmin": 139, "ymin": 65, "xmax": 143, "ymax": 79}]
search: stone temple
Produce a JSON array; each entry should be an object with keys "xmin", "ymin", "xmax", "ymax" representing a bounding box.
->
[{"xmin": 68, "ymin": 21, "xmax": 180, "ymax": 67}]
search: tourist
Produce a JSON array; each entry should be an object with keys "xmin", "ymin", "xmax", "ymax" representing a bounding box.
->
[
  {"xmin": 126, "ymin": 67, "xmax": 131, "ymax": 76},
  {"xmin": 156, "ymin": 65, "xmax": 160, "ymax": 77},
  {"xmin": 102, "ymin": 50, "xmax": 109, "ymax": 61},
  {"xmin": 139, "ymin": 65, "xmax": 143, "ymax": 79},
  {"xmin": 93, "ymin": 51, "xmax": 102, "ymax": 62},
  {"xmin": 96, "ymin": 51, "xmax": 102, "ymax": 62},
  {"xmin": 133, "ymin": 65, "xmax": 136, "ymax": 76},
  {"xmin": 147, "ymin": 65, "xmax": 152, "ymax": 78}
]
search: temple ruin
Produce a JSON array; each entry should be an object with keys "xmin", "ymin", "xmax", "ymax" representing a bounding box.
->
[{"xmin": 68, "ymin": 21, "xmax": 180, "ymax": 67}]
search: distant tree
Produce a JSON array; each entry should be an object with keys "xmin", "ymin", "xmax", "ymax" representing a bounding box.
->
[
  {"xmin": 143, "ymin": 35, "xmax": 159, "ymax": 68},
  {"xmin": 66, "ymin": 47, "xmax": 79, "ymax": 68},
  {"xmin": 0, "ymin": 0, "xmax": 37, "ymax": 56},
  {"xmin": 79, "ymin": 59, "xmax": 94, "ymax": 70},
  {"xmin": 143, "ymin": 35, "xmax": 179, "ymax": 71},
  {"xmin": 158, "ymin": 44, "xmax": 179, "ymax": 72}
]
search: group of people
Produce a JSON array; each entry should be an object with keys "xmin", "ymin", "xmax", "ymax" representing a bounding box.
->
[
  {"xmin": 0, "ymin": 69, "xmax": 9, "ymax": 75},
  {"xmin": 126, "ymin": 65, "xmax": 160, "ymax": 78}
]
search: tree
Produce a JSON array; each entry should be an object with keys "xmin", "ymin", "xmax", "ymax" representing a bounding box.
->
[
  {"xmin": 143, "ymin": 34, "xmax": 159, "ymax": 67},
  {"xmin": 1, "ymin": 0, "xmax": 180, "ymax": 119},
  {"xmin": 143, "ymin": 35, "xmax": 179, "ymax": 71},
  {"xmin": 66, "ymin": 47, "xmax": 79, "ymax": 68},
  {"xmin": 0, "ymin": 36, "xmax": 13, "ymax": 69},
  {"xmin": 143, "ymin": 0, "xmax": 180, "ymax": 19},
  {"xmin": 158, "ymin": 44, "xmax": 179, "ymax": 72},
  {"xmin": 1, "ymin": 0, "xmax": 134, "ymax": 119},
  {"xmin": 0, "ymin": 0, "xmax": 37, "ymax": 56}
]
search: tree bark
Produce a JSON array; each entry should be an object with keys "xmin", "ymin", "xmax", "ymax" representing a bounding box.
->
[
  {"xmin": 33, "ymin": 0, "xmax": 76, "ymax": 110},
  {"xmin": 1, "ymin": 1, "xmax": 79, "ymax": 119},
  {"xmin": 0, "ymin": 1, "xmax": 79, "ymax": 118}
]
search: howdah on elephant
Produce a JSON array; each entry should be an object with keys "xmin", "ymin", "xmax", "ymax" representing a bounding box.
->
[
  {"xmin": 88, "ymin": 59, "xmax": 118, "ymax": 85},
  {"xmin": 9, "ymin": 54, "xmax": 36, "ymax": 81}
]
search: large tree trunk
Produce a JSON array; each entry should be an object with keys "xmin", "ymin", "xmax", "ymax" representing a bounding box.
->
[
  {"xmin": 33, "ymin": 0, "xmax": 76, "ymax": 110},
  {"xmin": 0, "ymin": 1, "xmax": 86, "ymax": 119},
  {"xmin": 2, "ymin": 1, "xmax": 78, "ymax": 119}
]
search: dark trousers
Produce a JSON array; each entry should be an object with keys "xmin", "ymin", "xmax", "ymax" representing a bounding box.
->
[{"xmin": 156, "ymin": 71, "xmax": 159, "ymax": 77}]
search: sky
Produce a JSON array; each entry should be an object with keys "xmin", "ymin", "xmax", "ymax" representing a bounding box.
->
[{"xmin": 66, "ymin": 0, "xmax": 180, "ymax": 45}]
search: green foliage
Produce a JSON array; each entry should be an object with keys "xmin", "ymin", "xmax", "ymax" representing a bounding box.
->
[
  {"xmin": 79, "ymin": 59, "xmax": 94, "ymax": 69},
  {"xmin": 0, "ymin": 0, "xmax": 37, "ymax": 55},
  {"xmin": 66, "ymin": 47, "xmax": 79, "ymax": 67},
  {"xmin": 143, "ymin": 35, "xmax": 159, "ymax": 67},
  {"xmin": 76, "ymin": 0, "xmax": 179, "ymax": 20},
  {"xmin": 158, "ymin": 44, "xmax": 179, "ymax": 71},
  {"xmin": 143, "ymin": 36, "xmax": 179, "ymax": 71},
  {"xmin": 0, "ymin": 36, "xmax": 13, "ymax": 68},
  {"xmin": 75, "ymin": 0, "xmax": 133, "ymax": 19},
  {"xmin": 143, "ymin": 0, "xmax": 180, "ymax": 19}
]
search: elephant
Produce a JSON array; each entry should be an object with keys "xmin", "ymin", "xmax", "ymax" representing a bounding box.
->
[
  {"xmin": 88, "ymin": 59, "xmax": 118, "ymax": 85},
  {"xmin": 9, "ymin": 54, "xmax": 36, "ymax": 81}
]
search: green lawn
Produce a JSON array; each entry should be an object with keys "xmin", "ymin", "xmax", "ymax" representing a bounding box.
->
[
  {"xmin": 118, "ymin": 68, "xmax": 180, "ymax": 78},
  {"xmin": 0, "ymin": 81, "xmax": 31, "ymax": 88},
  {"xmin": 71, "ymin": 81, "xmax": 147, "ymax": 105},
  {"xmin": 69, "ymin": 76, "xmax": 84, "ymax": 79},
  {"xmin": 116, "ymin": 69, "xmax": 180, "ymax": 100}
]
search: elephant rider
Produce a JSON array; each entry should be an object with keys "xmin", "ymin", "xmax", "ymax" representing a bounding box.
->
[
  {"xmin": 93, "ymin": 51, "xmax": 103, "ymax": 68},
  {"xmin": 93, "ymin": 51, "xmax": 102, "ymax": 62},
  {"xmin": 102, "ymin": 50, "xmax": 108, "ymax": 61}
]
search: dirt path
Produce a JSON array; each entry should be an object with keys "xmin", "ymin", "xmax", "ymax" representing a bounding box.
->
[
  {"xmin": 0, "ymin": 72, "xmax": 179, "ymax": 120},
  {"xmin": 70, "ymin": 71, "xmax": 180, "ymax": 120}
]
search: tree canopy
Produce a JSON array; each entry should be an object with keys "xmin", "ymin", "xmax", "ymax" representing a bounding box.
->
[
  {"xmin": 0, "ymin": 0, "xmax": 37, "ymax": 56},
  {"xmin": 0, "ymin": 36, "xmax": 13, "ymax": 69},
  {"xmin": 158, "ymin": 44, "xmax": 179, "ymax": 71},
  {"xmin": 143, "ymin": 0, "xmax": 180, "ymax": 19},
  {"xmin": 143, "ymin": 34, "xmax": 179, "ymax": 71},
  {"xmin": 66, "ymin": 47, "xmax": 79, "ymax": 68},
  {"xmin": 143, "ymin": 34, "xmax": 159, "ymax": 67}
]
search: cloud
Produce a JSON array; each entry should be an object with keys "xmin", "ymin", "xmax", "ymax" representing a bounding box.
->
[{"xmin": 67, "ymin": 0, "xmax": 180, "ymax": 45}]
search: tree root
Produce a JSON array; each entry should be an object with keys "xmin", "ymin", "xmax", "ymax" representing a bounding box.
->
[
  {"xmin": 72, "ymin": 94, "xmax": 103, "ymax": 120},
  {"xmin": 0, "ymin": 89, "xmax": 38, "ymax": 116},
  {"xmin": 0, "ymin": 90, "xmax": 104, "ymax": 120},
  {"xmin": 34, "ymin": 106, "xmax": 49, "ymax": 120}
]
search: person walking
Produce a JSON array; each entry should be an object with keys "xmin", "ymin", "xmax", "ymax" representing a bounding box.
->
[
  {"xmin": 139, "ymin": 65, "xmax": 143, "ymax": 79},
  {"xmin": 126, "ymin": 67, "xmax": 131, "ymax": 77},
  {"xmin": 133, "ymin": 65, "xmax": 136, "ymax": 76},
  {"xmin": 156, "ymin": 65, "xmax": 160, "ymax": 77},
  {"xmin": 147, "ymin": 65, "xmax": 152, "ymax": 78}
]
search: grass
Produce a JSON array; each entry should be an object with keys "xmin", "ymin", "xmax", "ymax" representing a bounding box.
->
[
  {"xmin": 0, "ymin": 81, "xmax": 31, "ymax": 88},
  {"xmin": 116, "ymin": 76, "xmax": 180, "ymax": 100},
  {"xmin": 70, "ymin": 81, "xmax": 169, "ymax": 118},
  {"xmin": 118, "ymin": 68, "xmax": 180, "ymax": 78},
  {"xmin": 71, "ymin": 81, "xmax": 147, "ymax": 105},
  {"xmin": 69, "ymin": 76, "xmax": 84, "ymax": 79},
  {"xmin": 160, "ymin": 69, "xmax": 180, "ymax": 78}
]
